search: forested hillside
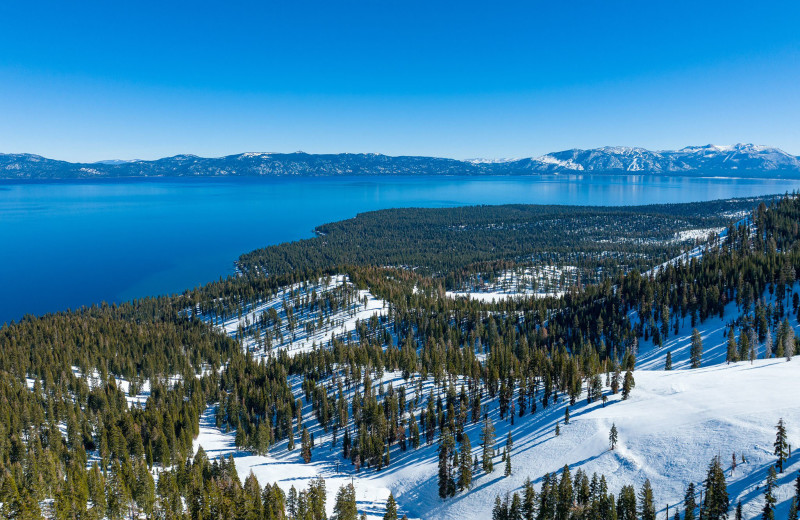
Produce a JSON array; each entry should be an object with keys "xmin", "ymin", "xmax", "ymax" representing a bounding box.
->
[
  {"xmin": 1, "ymin": 195, "xmax": 799, "ymax": 519},
  {"xmin": 237, "ymin": 199, "xmax": 759, "ymax": 289}
]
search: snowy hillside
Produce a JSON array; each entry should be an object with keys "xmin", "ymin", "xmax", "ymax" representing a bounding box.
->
[
  {"xmin": 195, "ymin": 274, "xmax": 388, "ymax": 357},
  {"xmin": 190, "ymin": 262, "xmax": 800, "ymax": 519},
  {"xmin": 446, "ymin": 265, "xmax": 577, "ymax": 301},
  {"xmin": 194, "ymin": 356, "xmax": 800, "ymax": 520}
]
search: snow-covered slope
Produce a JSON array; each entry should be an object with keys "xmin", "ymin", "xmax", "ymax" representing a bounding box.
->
[
  {"xmin": 519, "ymin": 144, "xmax": 800, "ymax": 175},
  {"xmin": 194, "ymin": 358, "xmax": 800, "ymax": 520},
  {"xmin": 196, "ymin": 275, "xmax": 387, "ymax": 357},
  {"xmin": 192, "ymin": 273, "xmax": 800, "ymax": 519}
]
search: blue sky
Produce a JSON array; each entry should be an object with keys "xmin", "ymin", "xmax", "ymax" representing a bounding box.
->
[{"xmin": 1, "ymin": 0, "xmax": 799, "ymax": 161}]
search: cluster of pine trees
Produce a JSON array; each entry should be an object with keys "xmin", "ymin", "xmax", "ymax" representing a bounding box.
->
[{"xmin": 490, "ymin": 456, "xmax": 728, "ymax": 520}]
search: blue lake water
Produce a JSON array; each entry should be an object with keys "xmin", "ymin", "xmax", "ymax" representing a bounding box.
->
[{"xmin": 2, "ymin": 174, "xmax": 798, "ymax": 323}]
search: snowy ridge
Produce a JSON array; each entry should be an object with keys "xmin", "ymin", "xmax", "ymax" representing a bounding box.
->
[{"xmin": 3, "ymin": 143, "xmax": 800, "ymax": 179}]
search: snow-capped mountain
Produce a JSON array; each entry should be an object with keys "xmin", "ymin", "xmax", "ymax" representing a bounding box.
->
[
  {"xmin": 520, "ymin": 143, "xmax": 800, "ymax": 174},
  {"xmin": 1, "ymin": 144, "xmax": 798, "ymax": 179}
]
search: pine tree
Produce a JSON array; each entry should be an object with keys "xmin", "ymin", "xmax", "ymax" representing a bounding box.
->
[
  {"xmin": 622, "ymin": 371, "xmax": 635, "ymax": 400},
  {"xmin": 691, "ymin": 328, "xmax": 703, "ymax": 368},
  {"xmin": 505, "ymin": 452, "xmax": 512, "ymax": 477},
  {"xmin": 738, "ymin": 329, "xmax": 750, "ymax": 363},
  {"xmin": 509, "ymin": 492, "xmax": 522, "ymax": 520},
  {"xmin": 556, "ymin": 465, "xmax": 573, "ymax": 520},
  {"xmin": 538, "ymin": 473, "xmax": 556, "ymax": 520},
  {"xmin": 638, "ymin": 479, "xmax": 656, "ymax": 520},
  {"xmin": 665, "ymin": 351, "xmax": 672, "ymax": 370},
  {"xmin": 493, "ymin": 495, "xmax": 506, "ymax": 520},
  {"xmin": 564, "ymin": 407, "xmax": 570, "ymax": 425},
  {"xmin": 522, "ymin": 477, "xmax": 536, "ymax": 520},
  {"xmin": 301, "ymin": 426, "xmax": 312, "ymax": 463},
  {"xmin": 786, "ymin": 319, "xmax": 795, "ymax": 361},
  {"xmin": 762, "ymin": 466, "xmax": 777, "ymax": 520},
  {"xmin": 438, "ymin": 428, "xmax": 456, "ymax": 499},
  {"xmin": 458, "ymin": 435, "xmax": 473, "ymax": 491},
  {"xmin": 684, "ymin": 482, "xmax": 697, "ymax": 520},
  {"xmin": 701, "ymin": 456, "xmax": 728, "ymax": 520},
  {"xmin": 734, "ymin": 501, "xmax": 743, "ymax": 520},
  {"xmin": 765, "ymin": 328, "xmax": 773, "ymax": 359},
  {"xmin": 288, "ymin": 486, "xmax": 298, "ymax": 519},
  {"xmin": 384, "ymin": 492, "xmax": 398, "ymax": 520},
  {"xmin": 609, "ymin": 423, "xmax": 618, "ymax": 450},
  {"xmin": 775, "ymin": 418, "xmax": 788, "ymax": 473},
  {"xmin": 789, "ymin": 473, "xmax": 800, "ymax": 520},
  {"xmin": 333, "ymin": 483, "xmax": 358, "ymax": 520},
  {"xmin": 617, "ymin": 485, "xmax": 637, "ymax": 520},
  {"xmin": 726, "ymin": 328, "xmax": 737, "ymax": 364},
  {"xmin": 481, "ymin": 417, "xmax": 495, "ymax": 473}
]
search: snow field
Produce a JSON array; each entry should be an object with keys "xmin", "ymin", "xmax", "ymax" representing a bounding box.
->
[
  {"xmin": 634, "ymin": 282, "xmax": 800, "ymax": 370},
  {"xmin": 197, "ymin": 275, "xmax": 388, "ymax": 358},
  {"xmin": 447, "ymin": 265, "xmax": 577, "ymax": 301}
]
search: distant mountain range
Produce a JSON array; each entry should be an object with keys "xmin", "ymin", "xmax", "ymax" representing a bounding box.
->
[{"xmin": 2, "ymin": 143, "xmax": 800, "ymax": 179}]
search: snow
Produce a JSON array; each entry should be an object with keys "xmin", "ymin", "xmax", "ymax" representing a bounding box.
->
[
  {"xmin": 196, "ymin": 275, "xmax": 388, "ymax": 357},
  {"xmin": 192, "ymin": 352, "xmax": 800, "ymax": 520},
  {"xmin": 446, "ymin": 266, "xmax": 577, "ymax": 301},
  {"xmin": 445, "ymin": 291, "xmax": 564, "ymax": 302},
  {"xmin": 191, "ymin": 264, "xmax": 800, "ymax": 520},
  {"xmin": 672, "ymin": 227, "xmax": 725, "ymax": 243},
  {"xmin": 188, "ymin": 240, "xmax": 800, "ymax": 519},
  {"xmin": 194, "ymin": 409, "xmax": 394, "ymax": 519},
  {"xmin": 633, "ymin": 281, "xmax": 799, "ymax": 370},
  {"xmin": 194, "ymin": 372, "xmax": 418, "ymax": 520},
  {"xmin": 533, "ymin": 154, "xmax": 584, "ymax": 170}
]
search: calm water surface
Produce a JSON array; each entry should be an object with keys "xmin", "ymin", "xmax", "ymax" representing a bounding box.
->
[{"xmin": 2, "ymin": 175, "xmax": 797, "ymax": 322}]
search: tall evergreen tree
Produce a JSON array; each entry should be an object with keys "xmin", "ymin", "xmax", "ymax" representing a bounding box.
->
[
  {"xmin": 481, "ymin": 417, "xmax": 495, "ymax": 474},
  {"xmin": 537, "ymin": 473, "xmax": 556, "ymax": 520},
  {"xmin": 700, "ymin": 456, "xmax": 728, "ymax": 520},
  {"xmin": 556, "ymin": 465, "xmax": 573, "ymax": 520},
  {"xmin": 609, "ymin": 423, "xmax": 618, "ymax": 450},
  {"xmin": 301, "ymin": 426, "xmax": 312, "ymax": 463},
  {"xmin": 684, "ymin": 482, "xmax": 698, "ymax": 520},
  {"xmin": 691, "ymin": 328, "xmax": 703, "ymax": 368},
  {"xmin": 762, "ymin": 466, "xmax": 777, "ymax": 520},
  {"xmin": 383, "ymin": 492, "xmax": 398, "ymax": 520},
  {"xmin": 458, "ymin": 435, "xmax": 473, "ymax": 491},
  {"xmin": 638, "ymin": 479, "xmax": 656, "ymax": 520},
  {"xmin": 775, "ymin": 418, "xmax": 788, "ymax": 473},
  {"xmin": 617, "ymin": 485, "xmax": 637, "ymax": 520},
  {"xmin": 333, "ymin": 483, "xmax": 358, "ymax": 520},
  {"xmin": 726, "ymin": 328, "xmax": 737, "ymax": 364},
  {"xmin": 438, "ymin": 428, "xmax": 456, "ymax": 499},
  {"xmin": 522, "ymin": 477, "xmax": 536, "ymax": 520},
  {"xmin": 509, "ymin": 493, "xmax": 523, "ymax": 520}
]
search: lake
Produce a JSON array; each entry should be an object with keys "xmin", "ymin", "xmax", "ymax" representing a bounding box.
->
[{"xmin": 2, "ymin": 174, "xmax": 798, "ymax": 323}]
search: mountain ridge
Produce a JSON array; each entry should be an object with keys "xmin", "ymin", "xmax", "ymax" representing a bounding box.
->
[{"xmin": 2, "ymin": 143, "xmax": 799, "ymax": 179}]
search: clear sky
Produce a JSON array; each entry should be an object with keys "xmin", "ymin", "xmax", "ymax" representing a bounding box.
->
[{"xmin": 1, "ymin": 0, "xmax": 799, "ymax": 161}]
